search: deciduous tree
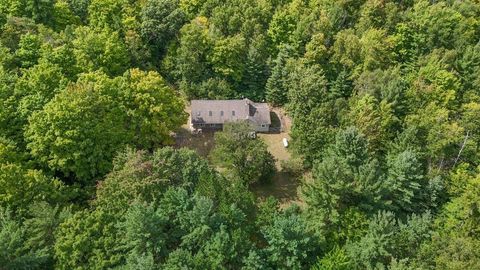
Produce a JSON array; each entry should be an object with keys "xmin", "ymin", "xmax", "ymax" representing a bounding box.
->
[{"xmin": 210, "ymin": 122, "xmax": 275, "ymax": 185}]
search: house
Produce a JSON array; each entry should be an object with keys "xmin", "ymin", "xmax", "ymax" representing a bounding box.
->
[{"xmin": 190, "ymin": 99, "xmax": 271, "ymax": 132}]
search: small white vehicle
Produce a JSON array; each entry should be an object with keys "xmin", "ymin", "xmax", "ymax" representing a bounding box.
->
[{"xmin": 282, "ymin": 138, "xmax": 289, "ymax": 148}]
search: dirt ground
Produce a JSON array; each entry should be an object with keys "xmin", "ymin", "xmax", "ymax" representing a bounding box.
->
[
  {"xmin": 174, "ymin": 127, "xmax": 215, "ymax": 158},
  {"xmin": 258, "ymin": 108, "xmax": 292, "ymax": 166}
]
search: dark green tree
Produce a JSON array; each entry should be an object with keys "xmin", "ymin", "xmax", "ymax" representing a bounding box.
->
[
  {"xmin": 383, "ymin": 150, "xmax": 427, "ymax": 214},
  {"xmin": 286, "ymin": 60, "xmax": 329, "ymax": 120},
  {"xmin": 0, "ymin": 207, "xmax": 46, "ymax": 269},
  {"xmin": 302, "ymin": 127, "xmax": 382, "ymax": 241},
  {"xmin": 66, "ymin": 0, "xmax": 90, "ymax": 23},
  {"xmin": 261, "ymin": 206, "xmax": 318, "ymax": 269},
  {"xmin": 140, "ymin": 0, "xmax": 186, "ymax": 57},
  {"xmin": 25, "ymin": 0, "xmax": 55, "ymax": 25},
  {"xmin": 265, "ymin": 46, "xmax": 293, "ymax": 106},
  {"xmin": 346, "ymin": 211, "xmax": 432, "ymax": 270}
]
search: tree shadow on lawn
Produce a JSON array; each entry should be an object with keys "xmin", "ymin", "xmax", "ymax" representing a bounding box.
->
[
  {"xmin": 251, "ymin": 171, "xmax": 300, "ymax": 205},
  {"xmin": 174, "ymin": 128, "xmax": 215, "ymax": 158},
  {"xmin": 268, "ymin": 111, "xmax": 282, "ymax": 134}
]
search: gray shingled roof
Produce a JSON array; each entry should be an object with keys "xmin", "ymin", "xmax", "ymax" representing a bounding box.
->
[{"xmin": 191, "ymin": 99, "xmax": 271, "ymax": 125}]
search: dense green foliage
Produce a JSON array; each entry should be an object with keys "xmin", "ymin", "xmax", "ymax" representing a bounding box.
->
[
  {"xmin": 210, "ymin": 122, "xmax": 275, "ymax": 185},
  {"xmin": 1, "ymin": 0, "xmax": 479, "ymax": 269}
]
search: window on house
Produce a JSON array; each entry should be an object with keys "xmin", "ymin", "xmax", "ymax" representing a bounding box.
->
[
  {"xmin": 232, "ymin": 111, "xmax": 235, "ymax": 116},
  {"xmin": 261, "ymin": 124, "xmax": 266, "ymax": 128},
  {"xmin": 220, "ymin": 111, "xmax": 224, "ymax": 116},
  {"xmin": 209, "ymin": 111, "xmax": 212, "ymax": 116}
]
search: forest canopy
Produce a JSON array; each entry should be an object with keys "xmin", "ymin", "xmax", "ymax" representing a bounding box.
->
[{"xmin": 0, "ymin": 0, "xmax": 480, "ymax": 269}]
